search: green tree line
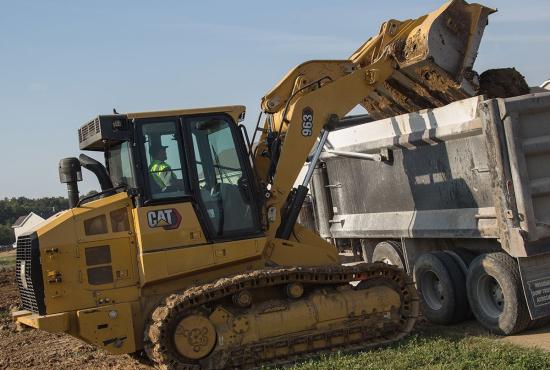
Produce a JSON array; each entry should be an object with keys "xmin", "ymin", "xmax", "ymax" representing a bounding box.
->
[{"xmin": 0, "ymin": 197, "xmax": 69, "ymax": 245}]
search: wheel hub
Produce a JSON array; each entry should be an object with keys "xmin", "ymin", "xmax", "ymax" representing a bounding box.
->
[
  {"xmin": 478, "ymin": 275, "xmax": 504, "ymax": 319},
  {"xmin": 421, "ymin": 270, "xmax": 445, "ymax": 310},
  {"xmin": 173, "ymin": 315, "xmax": 217, "ymax": 360}
]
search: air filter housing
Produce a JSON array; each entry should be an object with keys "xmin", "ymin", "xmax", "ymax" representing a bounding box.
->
[{"xmin": 78, "ymin": 115, "xmax": 129, "ymax": 151}]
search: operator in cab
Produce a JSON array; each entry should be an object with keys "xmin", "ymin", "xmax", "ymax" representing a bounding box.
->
[{"xmin": 149, "ymin": 144, "xmax": 177, "ymax": 191}]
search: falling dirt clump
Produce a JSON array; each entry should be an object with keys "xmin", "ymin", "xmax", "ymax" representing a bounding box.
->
[{"xmin": 479, "ymin": 68, "xmax": 530, "ymax": 99}]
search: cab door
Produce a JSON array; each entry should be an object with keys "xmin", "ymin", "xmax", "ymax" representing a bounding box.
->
[
  {"xmin": 184, "ymin": 115, "xmax": 264, "ymax": 263},
  {"xmin": 184, "ymin": 115, "xmax": 262, "ymax": 240},
  {"xmin": 133, "ymin": 117, "xmax": 214, "ymax": 283}
]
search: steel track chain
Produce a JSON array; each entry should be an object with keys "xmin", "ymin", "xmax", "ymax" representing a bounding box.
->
[{"xmin": 144, "ymin": 263, "xmax": 419, "ymax": 370}]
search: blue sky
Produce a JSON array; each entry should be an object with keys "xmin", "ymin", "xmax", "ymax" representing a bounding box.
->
[{"xmin": 1, "ymin": 1, "xmax": 549, "ymax": 198}]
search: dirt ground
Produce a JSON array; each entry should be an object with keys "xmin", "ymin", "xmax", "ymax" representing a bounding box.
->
[{"xmin": 3, "ymin": 263, "xmax": 550, "ymax": 369}]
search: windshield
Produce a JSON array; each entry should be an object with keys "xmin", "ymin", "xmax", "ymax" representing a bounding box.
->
[{"xmin": 106, "ymin": 142, "xmax": 136, "ymax": 188}]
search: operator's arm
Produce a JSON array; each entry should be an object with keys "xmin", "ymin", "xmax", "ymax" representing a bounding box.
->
[
  {"xmin": 154, "ymin": 163, "xmax": 184, "ymax": 191},
  {"xmin": 159, "ymin": 168, "xmax": 177, "ymax": 187}
]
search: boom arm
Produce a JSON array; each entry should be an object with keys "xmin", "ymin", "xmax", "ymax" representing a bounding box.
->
[
  {"xmin": 252, "ymin": 0, "xmax": 495, "ymax": 238},
  {"xmin": 255, "ymin": 56, "xmax": 396, "ymax": 236}
]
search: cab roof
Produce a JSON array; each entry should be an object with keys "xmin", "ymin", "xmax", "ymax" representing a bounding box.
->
[
  {"xmin": 79, "ymin": 105, "xmax": 246, "ymax": 151},
  {"xmin": 126, "ymin": 105, "xmax": 246, "ymax": 123}
]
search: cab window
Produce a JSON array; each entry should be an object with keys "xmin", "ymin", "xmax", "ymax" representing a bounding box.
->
[
  {"xmin": 106, "ymin": 141, "xmax": 136, "ymax": 188},
  {"xmin": 140, "ymin": 120, "xmax": 189, "ymax": 200},
  {"xmin": 190, "ymin": 116, "xmax": 257, "ymax": 237}
]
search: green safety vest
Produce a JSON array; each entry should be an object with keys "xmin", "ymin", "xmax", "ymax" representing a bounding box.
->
[{"xmin": 149, "ymin": 160, "xmax": 171, "ymax": 189}]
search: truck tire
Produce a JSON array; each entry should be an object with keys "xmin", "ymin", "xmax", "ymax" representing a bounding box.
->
[
  {"xmin": 443, "ymin": 249, "xmax": 476, "ymax": 320},
  {"xmin": 372, "ymin": 241, "xmax": 405, "ymax": 269},
  {"xmin": 360, "ymin": 240, "xmax": 375, "ymax": 263},
  {"xmin": 466, "ymin": 252, "xmax": 530, "ymax": 335},
  {"xmin": 361, "ymin": 244, "xmax": 369, "ymax": 263},
  {"xmin": 443, "ymin": 249, "xmax": 476, "ymax": 276},
  {"xmin": 414, "ymin": 251, "xmax": 470, "ymax": 325}
]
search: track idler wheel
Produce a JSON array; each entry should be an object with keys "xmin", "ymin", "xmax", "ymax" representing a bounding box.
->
[
  {"xmin": 174, "ymin": 315, "xmax": 217, "ymax": 360},
  {"xmin": 145, "ymin": 308, "xmax": 218, "ymax": 368}
]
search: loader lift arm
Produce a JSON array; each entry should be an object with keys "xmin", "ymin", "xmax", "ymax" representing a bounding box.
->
[
  {"xmin": 253, "ymin": 0, "xmax": 494, "ymax": 239},
  {"xmin": 256, "ymin": 56, "xmax": 396, "ymax": 238}
]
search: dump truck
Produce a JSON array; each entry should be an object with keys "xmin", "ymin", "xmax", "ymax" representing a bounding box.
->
[
  {"xmin": 12, "ymin": 1, "xmax": 498, "ymax": 368},
  {"xmin": 299, "ymin": 89, "xmax": 550, "ymax": 335}
]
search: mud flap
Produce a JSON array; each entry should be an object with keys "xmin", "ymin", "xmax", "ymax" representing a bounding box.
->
[{"xmin": 518, "ymin": 254, "xmax": 550, "ymax": 320}]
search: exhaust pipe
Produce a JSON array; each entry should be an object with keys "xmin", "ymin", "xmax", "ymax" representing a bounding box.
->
[
  {"xmin": 78, "ymin": 154, "xmax": 114, "ymax": 192},
  {"xmin": 59, "ymin": 154, "xmax": 115, "ymax": 208},
  {"xmin": 58, "ymin": 157, "xmax": 82, "ymax": 208}
]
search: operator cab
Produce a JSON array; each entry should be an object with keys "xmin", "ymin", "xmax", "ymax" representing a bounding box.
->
[{"xmin": 72, "ymin": 106, "xmax": 261, "ymax": 241}]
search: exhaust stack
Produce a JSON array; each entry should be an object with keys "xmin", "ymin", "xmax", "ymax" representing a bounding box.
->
[{"xmin": 58, "ymin": 157, "xmax": 82, "ymax": 208}]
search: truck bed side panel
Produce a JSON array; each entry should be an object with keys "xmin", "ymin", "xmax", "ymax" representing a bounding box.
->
[{"xmin": 323, "ymin": 97, "xmax": 498, "ymax": 239}]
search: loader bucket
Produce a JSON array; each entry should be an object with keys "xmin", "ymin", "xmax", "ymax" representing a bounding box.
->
[{"xmin": 350, "ymin": 0, "xmax": 496, "ymax": 120}]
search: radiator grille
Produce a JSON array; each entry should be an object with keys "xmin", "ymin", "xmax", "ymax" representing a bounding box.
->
[
  {"xmin": 15, "ymin": 233, "xmax": 45, "ymax": 314},
  {"xmin": 78, "ymin": 118, "xmax": 100, "ymax": 144}
]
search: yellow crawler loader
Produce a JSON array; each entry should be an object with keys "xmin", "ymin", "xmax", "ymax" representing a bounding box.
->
[{"xmin": 13, "ymin": 1, "xmax": 493, "ymax": 368}]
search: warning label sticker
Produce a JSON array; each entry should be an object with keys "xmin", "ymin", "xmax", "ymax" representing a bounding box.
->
[{"xmin": 528, "ymin": 278, "xmax": 550, "ymax": 307}]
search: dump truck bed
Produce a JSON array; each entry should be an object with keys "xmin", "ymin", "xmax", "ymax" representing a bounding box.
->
[{"xmin": 312, "ymin": 92, "xmax": 550, "ymax": 258}]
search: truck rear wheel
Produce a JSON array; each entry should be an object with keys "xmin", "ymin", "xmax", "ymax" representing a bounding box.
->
[
  {"xmin": 443, "ymin": 249, "xmax": 476, "ymax": 276},
  {"xmin": 466, "ymin": 252, "xmax": 530, "ymax": 335},
  {"xmin": 372, "ymin": 241, "xmax": 405, "ymax": 269},
  {"xmin": 414, "ymin": 251, "xmax": 470, "ymax": 325}
]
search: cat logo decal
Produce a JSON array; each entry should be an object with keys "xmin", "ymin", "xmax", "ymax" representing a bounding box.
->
[{"xmin": 147, "ymin": 208, "xmax": 182, "ymax": 230}]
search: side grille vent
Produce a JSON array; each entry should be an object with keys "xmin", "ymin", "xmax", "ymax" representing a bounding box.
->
[{"xmin": 15, "ymin": 233, "xmax": 46, "ymax": 315}]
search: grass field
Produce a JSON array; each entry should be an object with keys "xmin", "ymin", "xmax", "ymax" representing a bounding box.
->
[
  {"xmin": 0, "ymin": 251, "xmax": 15, "ymax": 267},
  {"xmin": 278, "ymin": 330, "xmax": 550, "ymax": 370}
]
